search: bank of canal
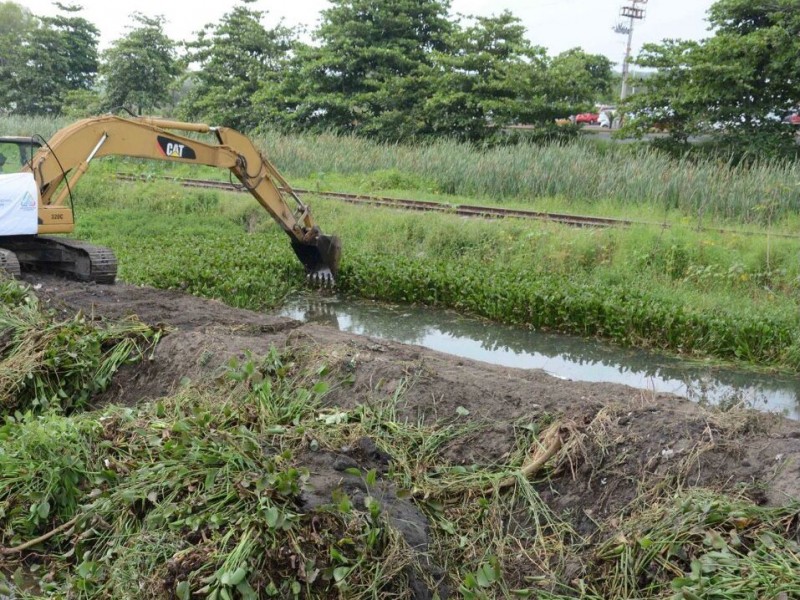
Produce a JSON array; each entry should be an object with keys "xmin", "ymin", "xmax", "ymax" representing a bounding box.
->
[{"xmin": 278, "ymin": 292, "xmax": 800, "ymax": 420}]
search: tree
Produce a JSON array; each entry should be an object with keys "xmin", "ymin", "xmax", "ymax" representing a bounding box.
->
[
  {"xmin": 60, "ymin": 88, "xmax": 103, "ymax": 118},
  {"xmin": 422, "ymin": 11, "xmax": 548, "ymax": 141},
  {"xmin": 180, "ymin": 0, "xmax": 295, "ymax": 131},
  {"xmin": 102, "ymin": 14, "xmax": 181, "ymax": 114},
  {"xmin": 548, "ymin": 49, "xmax": 613, "ymax": 113},
  {"xmin": 15, "ymin": 3, "xmax": 99, "ymax": 115},
  {"xmin": 623, "ymin": 0, "xmax": 800, "ymax": 158},
  {"xmin": 422, "ymin": 23, "xmax": 613, "ymax": 141},
  {"xmin": 261, "ymin": 0, "xmax": 453, "ymax": 140},
  {"xmin": 0, "ymin": 2, "xmax": 35, "ymax": 113}
]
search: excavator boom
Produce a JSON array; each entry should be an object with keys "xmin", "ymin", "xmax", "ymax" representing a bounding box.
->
[{"xmin": 0, "ymin": 115, "xmax": 340, "ymax": 283}]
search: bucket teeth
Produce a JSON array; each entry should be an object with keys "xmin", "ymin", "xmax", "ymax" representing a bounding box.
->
[
  {"xmin": 307, "ymin": 269, "xmax": 335, "ymax": 288},
  {"xmin": 291, "ymin": 234, "xmax": 341, "ymax": 287}
]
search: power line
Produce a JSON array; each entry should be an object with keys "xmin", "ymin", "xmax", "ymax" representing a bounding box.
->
[{"xmin": 613, "ymin": 0, "xmax": 648, "ymax": 101}]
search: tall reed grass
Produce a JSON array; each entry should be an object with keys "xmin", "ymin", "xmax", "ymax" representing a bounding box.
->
[
  {"xmin": 3, "ymin": 115, "xmax": 799, "ymax": 224},
  {"xmin": 0, "ymin": 115, "xmax": 70, "ymax": 139},
  {"xmin": 256, "ymin": 130, "xmax": 800, "ymax": 224}
]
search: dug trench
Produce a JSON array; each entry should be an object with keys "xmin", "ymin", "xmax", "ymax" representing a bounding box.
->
[{"xmin": 13, "ymin": 274, "xmax": 800, "ymax": 596}]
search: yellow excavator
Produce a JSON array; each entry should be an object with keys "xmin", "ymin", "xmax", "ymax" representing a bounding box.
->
[{"xmin": 0, "ymin": 114, "xmax": 341, "ymax": 284}]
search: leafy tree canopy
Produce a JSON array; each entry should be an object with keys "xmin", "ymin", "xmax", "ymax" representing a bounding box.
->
[
  {"xmin": 4, "ymin": 0, "xmax": 615, "ymax": 144},
  {"xmin": 179, "ymin": 1, "xmax": 296, "ymax": 131},
  {"xmin": 624, "ymin": 0, "xmax": 800, "ymax": 158},
  {"xmin": 102, "ymin": 14, "xmax": 181, "ymax": 115},
  {"xmin": 260, "ymin": 3, "xmax": 612, "ymax": 142},
  {"xmin": 0, "ymin": 2, "xmax": 35, "ymax": 113},
  {"xmin": 14, "ymin": 2, "xmax": 99, "ymax": 115},
  {"xmin": 548, "ymin": 49, "xmax": 613, "ymax": 112},
  {"xmin": 423, "ymin": 11, "xmax": 549, "ymax": 141},
  {"xmin": 258, "ymin": 0, "xmax": 453, "ymax": 140}
]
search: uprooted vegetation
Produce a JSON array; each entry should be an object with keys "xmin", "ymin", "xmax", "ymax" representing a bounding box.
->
[
  {"xmin": 0, "ymin": 278, "xmax": 162, "ymax": 414},
  {"xmin": 1, "ymin": 278, "xmax": 800, "ymax": 599}
]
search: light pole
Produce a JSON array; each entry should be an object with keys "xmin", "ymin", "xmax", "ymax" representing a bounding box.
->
[{"xmin": 614, "ymin": 0, "xmax": 648, "ymax": 101}]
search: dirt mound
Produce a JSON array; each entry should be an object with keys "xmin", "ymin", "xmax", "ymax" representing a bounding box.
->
[
  {"xmin": 283, "ymin": 326, "xmax": 800, "ymax": 532},
  {"xmin": 29, "ymin": 274, "xmax": 296, "ymax": 330},
  {"xmin": 30, "ymin": 275, "xmax": 300, "ymax": 404},
  {"xmin": 27, "ymin": 275, "xmax": 800, "ymax": 552}
]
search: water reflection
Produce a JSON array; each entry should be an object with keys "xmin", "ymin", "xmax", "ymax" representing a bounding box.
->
[{"xmin": 277, "ymin": 293, "xmax": 800, "ymax": 420}]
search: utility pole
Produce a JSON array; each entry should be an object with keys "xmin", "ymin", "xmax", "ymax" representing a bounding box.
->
[{"xmin": 613, "ymin": 0, "xmax": 648, "ymax": 101}]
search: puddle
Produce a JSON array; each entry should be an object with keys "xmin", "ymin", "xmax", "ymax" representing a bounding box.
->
[{"xmin": 278, "ymin": 292, "xmax": 800, "ymax": 420}]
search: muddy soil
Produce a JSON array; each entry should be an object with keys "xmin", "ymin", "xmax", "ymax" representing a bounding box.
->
[{"xmin": 28, "ymin": 275, "xmax": 800, "ymax": 589}]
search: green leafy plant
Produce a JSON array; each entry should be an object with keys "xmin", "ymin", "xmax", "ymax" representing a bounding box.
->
[{"xmin": 0, "ymin": 279, "xmax": 162, "ymax": 413}]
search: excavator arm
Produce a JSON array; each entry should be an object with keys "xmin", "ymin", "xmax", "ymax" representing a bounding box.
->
[{"xmin": 13, "ymin": 115, "xmax": 340, "ymax": 282}]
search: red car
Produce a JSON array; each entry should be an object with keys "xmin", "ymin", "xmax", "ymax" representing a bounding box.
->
[
  {"xmin": 790, "ymin": 114, "xmax": 800, "ymax": 126},
  {"xmin": 575, "ymin": 113, "xmax": 599, "ymax": 125}
]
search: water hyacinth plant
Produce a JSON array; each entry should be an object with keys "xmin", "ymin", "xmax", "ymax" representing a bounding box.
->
[{"xmin": 0, "ymin": 278, "xmax": 162, "ymax": 413}]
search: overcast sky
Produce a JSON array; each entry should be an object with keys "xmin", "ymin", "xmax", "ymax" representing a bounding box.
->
[{"xmin": 17, "ymin": 0, "xmax": 716, "ymax": 66}]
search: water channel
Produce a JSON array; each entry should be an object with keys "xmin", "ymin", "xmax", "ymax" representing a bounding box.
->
[{"xmin": 277, "ymin": 292, "xmax": 800, "ymax": 420}]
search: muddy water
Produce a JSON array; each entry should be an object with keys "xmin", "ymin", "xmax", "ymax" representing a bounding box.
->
[{"xmin": 278, "ymin": 293, "xmax": 800, "ymax": 420}]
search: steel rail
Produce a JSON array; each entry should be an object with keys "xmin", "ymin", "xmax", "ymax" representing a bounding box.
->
[
  {"xmin": 114, "ymin": 173, "xmax": 800, "ymax": 238},
  {"xmin": 114, "ymin": 173, "xmax": 629, "ymax": 229}
]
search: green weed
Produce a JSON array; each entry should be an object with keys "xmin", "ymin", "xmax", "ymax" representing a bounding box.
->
[
  {"xmin": 0, "ymin": 279, "xmax": 161, "ymax": 414},
  {"xmin": 587, "ymin": 490, "xmax": 800, "ymax": 599},
  {"xmin": 66, "ymin": 173, "xmax": 800, "ymax": 371},
  {"xmin": 5, "ymin": 115, "xmax": 800, "ymax": 225}
]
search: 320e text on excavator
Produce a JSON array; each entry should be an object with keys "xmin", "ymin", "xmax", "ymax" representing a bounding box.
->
[{"xmin": 0, "ymin": 114, "xmax": 341, "ymax": 284}]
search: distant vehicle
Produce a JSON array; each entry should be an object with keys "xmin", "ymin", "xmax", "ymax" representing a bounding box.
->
[
  {"xmin": 785, "ymin": 114, "xmax": 800, "ymax": 127},
  {"xmin": 575, "ymin": 113, "xmax": 599, "ymax": 125},
  {"xmin": 594, "ymin": 106, "xmax": 617, "ymax": 128}
]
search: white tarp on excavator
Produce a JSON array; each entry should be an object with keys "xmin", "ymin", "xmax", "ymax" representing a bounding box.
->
[{"xmin": 0, "ymin": 173, "xmax": 38, "ymax": 235}]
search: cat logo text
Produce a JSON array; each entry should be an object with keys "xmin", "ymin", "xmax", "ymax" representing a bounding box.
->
[{"xmin": 156, "ymin": 136, "xmax": 197, "ymax": 160}]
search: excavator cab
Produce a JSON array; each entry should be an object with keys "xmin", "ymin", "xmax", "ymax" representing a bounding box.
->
[{"xmin": 0, "ymin": 137, "xmax": 40, "ymax": 172}]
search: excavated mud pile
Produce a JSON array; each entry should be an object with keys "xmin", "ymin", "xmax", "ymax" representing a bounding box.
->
[{"xmin": 28, "ymin": 275, "xmax": 800, "ymax": 594}]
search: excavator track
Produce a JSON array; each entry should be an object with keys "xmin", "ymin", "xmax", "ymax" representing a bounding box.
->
[
  {"xmin": 0, "ymin": 248, "xmax": 21, "ymax": 279},
  {"xmin": 0, "ymin": 236, "xmax": 117, "ymax": 284}
]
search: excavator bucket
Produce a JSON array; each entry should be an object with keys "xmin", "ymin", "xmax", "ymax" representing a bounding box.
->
[{"xmin": 292, "ymin": 234, "xmax": 342, "ymax": 286}]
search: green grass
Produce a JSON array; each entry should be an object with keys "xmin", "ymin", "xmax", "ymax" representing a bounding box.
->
[
  {"xmin": 4, "ymin": 114, "xmax": 800, "ymax": 227},
  {"xmin": 0, "ymin": 115, "xmax": 71, "ymax": 139},
  {"xmin": 113, "ymin": 165, "xmax": 800, "ymax": 238},
  {"xmin": 248, "ymin": 130, "xmax": 800, "ymax": 227},
  {"xmin": 1, "ymin": 307, "xmax": 798, "ymax": 599},
  {"xmin": 68, "ymin": 171, "xmax": 800, "ymax": 371}
]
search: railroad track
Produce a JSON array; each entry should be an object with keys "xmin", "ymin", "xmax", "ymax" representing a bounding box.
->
[
  {"xmin": 114, "ymin": 173, "xmax": 630, "ymax": 229},
  {"xmin": 115, "ymin": 173, "xmax": 800, "ymax": 238}
]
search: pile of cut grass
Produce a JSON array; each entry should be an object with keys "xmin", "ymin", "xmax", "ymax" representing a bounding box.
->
[
  {"xmin": 588, "ymin": 490, "xmax": 800, "ymax": 599},
  {"xmin": 1, "ymin": 332, "xmax": 799, "ymax": 599},
  {"xmin": 0, "ymin": 346, "xmax": 566, "ymax": 598},
  {"xmin": 0, "ymin": 374, "xmax": 418, "ymax": 597},
  {"xmin": 0, "ymin": 278, "xmax": 162, "ymax": 414}
]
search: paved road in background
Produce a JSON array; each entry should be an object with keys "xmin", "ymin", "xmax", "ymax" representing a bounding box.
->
[{"xmin": 508, "ymin": 124, "xmax": 800, "ymax": 144}]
